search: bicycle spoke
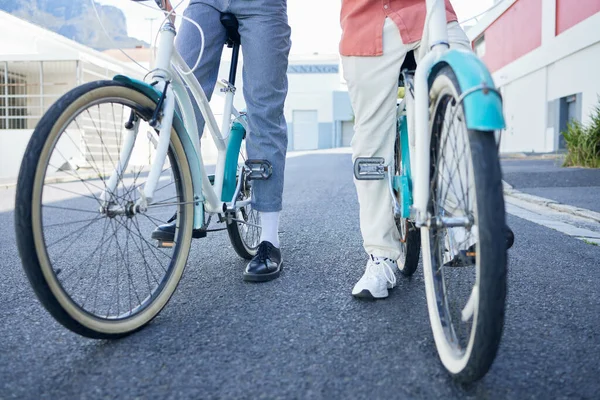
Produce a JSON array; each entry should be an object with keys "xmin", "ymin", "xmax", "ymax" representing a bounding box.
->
[
  {"xmin": 46, "ymin": 214, "xmax": 104, "ymax": 248},
  {"xmin": 142, "ymin": 213, "xmax": 170, "ymax": 228},
  {"xmin": 45, "ymin": 216, "xmax": 104, "ymax": 229},
  {"xmin": 59, "ymin": 217, "xmax": 112, "ymax": 286},
  {"xmin": 72, "ymin": 118, "xmax": 109, "ymax": 189},
  {"xmin": 130, "ymin": 217, "xmax": 172, "ymax": 267},
  {"xmin": 44, "ymin": 184, "xmax": 102, "ymax": 204},
  {"xmin": 87, "ymin": 108, "xmax": 117, "ymax": 170},
  {"xmin": 81, "ymin": 218, "xmax": 117, "ymax": 312}
]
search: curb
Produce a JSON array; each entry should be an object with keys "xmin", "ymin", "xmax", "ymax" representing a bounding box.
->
[
  {"xmin": 503, "ymin": 181, "xmax": 600, "ymax": 224},
  {"xmin": 500, "ymin": 152, "xmax": 566, "ymax": 161}
]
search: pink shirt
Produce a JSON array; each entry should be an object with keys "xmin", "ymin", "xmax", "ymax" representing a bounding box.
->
[{"xmin": 340, "ymin": 0, "xmax": 459, "ymax": 56}]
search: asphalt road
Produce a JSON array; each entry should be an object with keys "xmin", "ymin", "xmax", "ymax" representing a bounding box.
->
[{"xmin": 1, "ymin": 153, "xmax": 599, "ymax": 399}]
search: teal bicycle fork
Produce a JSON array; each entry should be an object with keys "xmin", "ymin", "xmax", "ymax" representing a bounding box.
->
[{"xmin": 394, "ymin": 114, "xmax": 413, "ymax": 219}]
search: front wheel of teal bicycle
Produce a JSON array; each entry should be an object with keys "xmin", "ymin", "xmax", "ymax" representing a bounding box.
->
[
  {"xmin": 421, "ymin": 66, "xmax": 507, "ymax": 382},
  {"xmin": 14, "ymin": 80, "xmax": 194, "ymax": 339}
]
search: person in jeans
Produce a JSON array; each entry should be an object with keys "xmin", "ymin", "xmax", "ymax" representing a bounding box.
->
[
  {"xmin": 340, "ymin": 0, "xmax": 473, "ymax": 299},
  {"xmin": 153, "ymin": 0, "xmax": 290, "ymax": 282}
]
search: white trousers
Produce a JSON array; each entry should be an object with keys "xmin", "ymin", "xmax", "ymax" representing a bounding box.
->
[{"xmin": 341, "ymin": 19, "xmax": 471, "ymax": 259}]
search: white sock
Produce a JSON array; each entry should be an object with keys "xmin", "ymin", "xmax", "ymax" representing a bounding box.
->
[{"xmin": 259, "ymin": 211, "xmax": 280, "ymax": 248}]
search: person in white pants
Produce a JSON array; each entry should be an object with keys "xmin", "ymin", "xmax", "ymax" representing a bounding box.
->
[{"xmin": 340, "ymin": 0, "xmax": 471, "ymax": 299}]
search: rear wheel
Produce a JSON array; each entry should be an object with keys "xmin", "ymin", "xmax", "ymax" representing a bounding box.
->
[
  {"xmin": 226, "ymin": 148, "xmax": 261, "ymax": 260},
  {"xmin": 14, "ymin": 80, "xmax": 194, "ymax": 339},
  {"xmin": 421, "ymin": 66, "xmax": 507, "ymax": 382}
]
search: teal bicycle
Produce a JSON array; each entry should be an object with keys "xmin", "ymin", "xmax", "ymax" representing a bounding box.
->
[
  {"xmin": 15, "ymin": 1, "xmax": 263, "ymax": 339},
  {"xmin": 354, "ymin": 0, "xmax": 508, "ymax": 382}
]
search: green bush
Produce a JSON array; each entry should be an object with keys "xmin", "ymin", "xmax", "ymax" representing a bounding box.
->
[{"xmin": 563, "ymin": 100, "xmax": 600, "ymax": 168}]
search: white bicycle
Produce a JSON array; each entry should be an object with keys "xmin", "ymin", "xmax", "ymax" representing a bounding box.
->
[
  {"xmin": 354, "ymin": 0, "xmax": 508, "ymax": 382},
  {"xmin": 15, "ymin": 1, "xmax": 264, "ymax": 338}
]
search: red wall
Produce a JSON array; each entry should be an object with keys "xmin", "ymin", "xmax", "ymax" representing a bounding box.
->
[
  {"xmin": 556, "ymin": 0, "xmax": 600, "ymax": 35},
  {"xmin": 479, "ymin": 0, "xmax": 543, "ymax": 73}
]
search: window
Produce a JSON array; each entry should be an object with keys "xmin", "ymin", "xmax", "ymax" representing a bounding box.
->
[
  {"xmin": 474, "ymin": 35, "xmax": 486, "ymax": 58},
  {"xmin": 0, "ymin": 68, "xmax": 28, "ymax": 129}
]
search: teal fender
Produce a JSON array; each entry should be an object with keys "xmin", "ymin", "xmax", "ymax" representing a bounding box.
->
[
  {"xmin": 433, "ymin": 49, "xmax": 505, "ymax": 131},
  {"xmin": 113, "ymin": 75, "xmax": 205, "ymax": 229}
]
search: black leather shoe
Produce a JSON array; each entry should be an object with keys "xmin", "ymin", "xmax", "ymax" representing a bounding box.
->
[
  {"xmin": 151, "ymin": 220, "xmax": 207, "ymax": 243},
  {"xmin": 151, "ymin": 221, "xmax": 176, "ymax": 241},
  {"xmin": 243, "ymin": 241, "xmax": 282, "ymax": 282}
]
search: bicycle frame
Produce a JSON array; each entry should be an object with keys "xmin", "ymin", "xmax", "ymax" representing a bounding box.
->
[
  {"xmin": 406, "ymin": 0, "xmax": 505, "ymax": 226},
  {"xmin": 102, "ymin": 21, "xmax": 249, "ymax": 231},
  {"xmin": 409, "ymin": 0, "xmax": 451, "ymax": 225}
]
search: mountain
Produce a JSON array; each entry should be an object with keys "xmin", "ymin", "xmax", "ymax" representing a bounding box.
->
[{"xmin": 0, "ymin": 0, "xmax": 148, "ymax": 51}]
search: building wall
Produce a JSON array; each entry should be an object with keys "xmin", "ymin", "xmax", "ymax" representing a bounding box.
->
[
  {"xmin": 556, "ymin": 0, "xmax": 600, "ymax": 35},
  {"xmin": 286, "ymin": 63, "xmax": 341, "ymax": 151},
  {"xmin": 477, "ymin": 0, "xmax": 542, "ymax": 72},
  {"xmin": 469, "ymin": 0, "xmax": 600, "ymax": 153},
  {"xmin": 499, "ymin": 68, "xmax": 549, "ymax": 153},
  {"xmin": 547, "ymin": 41, "xmax": 600, "ymax": 126},
  {"xmin": 211, "ymin": 54, "xmax": 342, "ymax": 152},
  {"xmin": 0, "ymin": 129, "xmax": 32, "ymax": 180}
]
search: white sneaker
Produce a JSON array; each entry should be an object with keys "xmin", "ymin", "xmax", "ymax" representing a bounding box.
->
[{"xmin": 352, "ymin": 255, "xmax": 398, "ymax": 299}]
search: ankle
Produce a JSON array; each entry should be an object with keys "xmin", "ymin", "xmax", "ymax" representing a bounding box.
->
[{"xmin": 259, "ymin": 211, "xmax": 280, "ymax": 248}]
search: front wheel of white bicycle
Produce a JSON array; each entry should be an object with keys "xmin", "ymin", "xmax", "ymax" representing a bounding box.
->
[
  {"xmin": 15, "ymin": 81, "xmax": 194, "ymax": 339},
  {"xmin": 421, "ymin": 66, "xmax": 507, "ymax": 382}
]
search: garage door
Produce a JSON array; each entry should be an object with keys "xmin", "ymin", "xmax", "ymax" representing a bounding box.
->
[
  {"xmin": 341, "ymin": 121, "xmax": 354, "ymax": 147},
  {"xmin": 292, "ymin": 110, "xmax": 318, "ymax": 150}
]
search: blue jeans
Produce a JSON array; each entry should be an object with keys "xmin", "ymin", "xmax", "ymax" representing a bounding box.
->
[{"xmin": 176, "ymin": 0, "xmax": 291, "ymax": 212}]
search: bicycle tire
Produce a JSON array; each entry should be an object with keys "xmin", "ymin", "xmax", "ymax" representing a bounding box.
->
[
  {"xmin": 421, "ymin": 66, "xmax": 507, "ymax": 382},
  {"xmin": 14, "ymin": 80, "xmax": 194, "ymax": 339},
  {"xmin": 226, "ymin": 168, "xmax": 261, "ymax": 260}
]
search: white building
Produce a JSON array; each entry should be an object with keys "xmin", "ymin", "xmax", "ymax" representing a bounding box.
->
[
  {"xmin": 0, "ymin": 11, "xmax": 353, "ymax": 181},
  {"xmin": 214, "ymin": 50, "xmax": 352, "ymax": 153},
  {"xmin": 0, "ymin": 11, "xmax": 145, "ymax": 180},
  {"xmin": 468, "ymin": 0, "xmax": 600, "ymax": 153}
]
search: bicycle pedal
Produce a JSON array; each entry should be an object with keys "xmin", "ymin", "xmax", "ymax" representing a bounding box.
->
[
  {"xmin": 157, "ymin": 240, "xmax": 174, "ymax": 249},
  {"xmin": 444, "ymin": 250, "xmax": 476, "ymax": 267},
  {"xmin": 245, "ymin": 159, "xmax": 272, "ymax": 180},
  {"xmin": 354, "ymin": 157, "xmax": 386, "ymax": 180}
]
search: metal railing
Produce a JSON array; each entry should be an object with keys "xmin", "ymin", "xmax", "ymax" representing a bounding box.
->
[{"xmin": 0, "ymin": 60, "xmax": 129, "ymax": 130}]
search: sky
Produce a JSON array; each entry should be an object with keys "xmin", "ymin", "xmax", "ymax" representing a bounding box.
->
[{"xmin": 96, "ymin": 0, "xmax": 495, "ymax": 54}]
